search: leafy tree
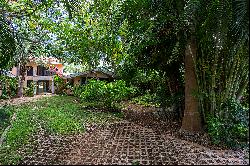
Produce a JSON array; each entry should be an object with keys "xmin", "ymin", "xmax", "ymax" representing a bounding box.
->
[
  {"xmin": 1, "ymin": 0, "xmax": 69, "ymax": 96},
  {"xmin": 0, "ymin": 7, "xmax": 16, "ymax": 70},
  {"xmin": 1, "ymin": 0, "xmax": 248, "ymax": 141}
]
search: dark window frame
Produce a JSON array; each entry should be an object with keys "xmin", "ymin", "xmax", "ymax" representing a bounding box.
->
[
  {"xmin": 37, "ymin": 65, "xmax": 49, "ymax": 76},
  {"xmin": 27, "ymin": 66, "xmax": 33, "ymax": 76}
]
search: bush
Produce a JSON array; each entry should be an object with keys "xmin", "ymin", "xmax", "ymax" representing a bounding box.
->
[
  {"xmin": 73, "ymin": 85, "xmax": 85, "ymax": 97},
  {"xmin": 104, "ymin": 80, "xmax": 137, "ymax": 109},
  {"xmin": 23, "ymin": 82, "xmax": 34, "ymax": 97},
  {"xmin": 54, "ymin": 75, "xmax": 67, "ymax": 95},
  {"xmin": 0, "ymin": 76, "xmax": 18, "ymax": 99},
  {"xmin": 207, "ymin": 98, "xmax": 249, "ymax": 148},
  {"xmin": 131, "ymin": 92, "xmax": 160, "ymax": 107},
  {"xmin": 80, "ymin": 79, "xmax": 106, "ymax": 102},
  {"xmin": 74, "ymin": 79, "xmax": 136, "ymax": 111}
]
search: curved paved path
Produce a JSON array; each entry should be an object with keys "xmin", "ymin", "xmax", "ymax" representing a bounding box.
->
[{"xmin": 19, "ymin": 120, "xmax": 248, "ymax": 165}]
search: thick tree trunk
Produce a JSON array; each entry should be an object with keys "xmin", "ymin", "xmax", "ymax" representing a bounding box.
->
[
  {"xmin": 181, "ymin": 36, "xmax": 202, "ymax": 132},
  {"xmin": 18, "ymin": 77, "xmax": 25, "ymax": 97}
]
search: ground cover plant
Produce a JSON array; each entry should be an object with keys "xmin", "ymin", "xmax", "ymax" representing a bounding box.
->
[
  {"xmin": 0, "ymin": 106, "xmax": 15, "ymax": 136},
  {"xmin": 131, "ymin": 92, "xmax": 160, "ymax": 108},
  {"xmin": 206, "ymin": 98, "xmax": 249, "ymax": 148}
]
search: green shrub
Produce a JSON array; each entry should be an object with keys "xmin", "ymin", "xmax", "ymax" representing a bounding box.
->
[
  {"xmin": 131, "ymin": 92, "xmax": 160, "ymax": 107},
  {"xmin": 80, "ymin": 79, "xmax": 106, "ymax": 102},
  {"xmin": 74, "ymin": 79, "xmax": 136, "ymax": 110},
  {"xmin": 207, "ymin": 98, "xmax": 249, "ymax": 148},
  {"xmin": 54, "ymin": 74, "xmax": 66, "ymax": 95},
  {"xmin": 23, "ymin": 82, "xmax": 34, "ymax": 97},
  {"xmin": 0, "ymin": 75, "xmax": 18, "ymax": 99},
  {"xmin": 103, "ymin": 80, "xmax": 136, "ymax": 109},
  {"xmin": 73, "ymin": 85, "xmax": 85, "ymax": 97}
]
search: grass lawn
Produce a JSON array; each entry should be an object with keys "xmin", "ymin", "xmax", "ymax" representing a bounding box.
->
[{"xmin": 0, "ymin": 95, "xmax": 124, "ymax": 164}]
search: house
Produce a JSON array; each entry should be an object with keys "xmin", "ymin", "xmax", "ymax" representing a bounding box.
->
[
  {"xmin": 10, "ymin": 57, "xmax": 63, "ymax": 95},
  {"xmin": 64, "ymin": 69, "xmax": 114, "ymax": 86},
  {"xmin": 9, "ymin": 57, "xmax": 114, "ymax": 95}
]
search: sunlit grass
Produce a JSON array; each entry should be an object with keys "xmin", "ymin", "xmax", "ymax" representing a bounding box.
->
[{"xmin": 0, "ymin": 95, "xmax": 124, "ymax": 164}]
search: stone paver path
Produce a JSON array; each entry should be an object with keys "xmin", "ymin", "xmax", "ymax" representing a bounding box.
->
[
  {"xmin": 19, "ymin": 120, "xmax": 248, "ymax": 165},
  {"xmin": 63, "ymin": 121, "xmax": 248, "ymax": 165}
]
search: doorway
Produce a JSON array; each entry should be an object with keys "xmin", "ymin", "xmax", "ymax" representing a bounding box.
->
[{"xmin": 37, "ymin": 80, "xmax": 49, "ymax": 94}]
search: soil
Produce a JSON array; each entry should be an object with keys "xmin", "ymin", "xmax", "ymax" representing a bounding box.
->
[{"xmin": 0, "ymin": 94, "xmax": 54, "ymax": 106}]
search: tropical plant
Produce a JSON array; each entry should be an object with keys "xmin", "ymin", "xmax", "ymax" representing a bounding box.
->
[
  {"xmin": 23, "ymin": 81, "xmax": 34, "ymax": 97},
  {"xmin": 76, "ymin": 79, "xmax": 136, "ymax": 111},
  {"xmin": 185, "ymin": 0, "xmax": 249, "ymax": 124},
  {"xmin": 207, "ymin": 98, "xmax": 249, "ymax": 148},
  {"xmin": 0, "ymin": 75, "xmax": 18, "ymax": 99},
  {"xmin": 1, "ymin": 0, "xmax": 248, "ymax": 148},
  {"xmin": 54, "ymin": 74, "xmax": 66, "ymax": 95}
]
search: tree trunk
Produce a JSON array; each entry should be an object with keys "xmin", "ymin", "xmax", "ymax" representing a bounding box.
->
[
  {"xmin": 17, "ymin": 63, "xmax": 25, "ymax": 97},
  {"xmin": 181, "ymin": 36, "xmax": 202, "ymax": 132}
]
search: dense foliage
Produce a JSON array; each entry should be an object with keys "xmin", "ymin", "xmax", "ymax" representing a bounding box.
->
[
  {"xmin": 207, "ymin": 99, "xmax": 249, "ymax": 148},
  {"xmin": 131, "ymin": 92, "xmax": 160, "ymax": 108},
  {"xmin": 53, "ymin": 74, "xmax": 66, "ymax": 95},
  {"xmin": 0, "ymin": 76, "xmax": 18, "ymax": 99},
  {"xmin": 74, "ymin": 79, "xmax": 136, "ymax": 111},
  {"xmin": 23, "ymin": 81, "xmax": 34, "ymax": 97},
  {"xmin": 0, "ymin": 16, "xmax": 16, "ymax": 70}
]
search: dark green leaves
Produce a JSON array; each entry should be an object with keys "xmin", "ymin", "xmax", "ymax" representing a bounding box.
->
[{"xmin": 0, "ymin": 16, "xmax": 16, "ymax": 70}]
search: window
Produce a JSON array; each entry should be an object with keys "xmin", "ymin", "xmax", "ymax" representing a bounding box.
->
[
  {"xmin": 37, "ymin": 65, "xmax": 49, "ymax": 76},
  {"xmin": 37, "ymin": 65, "xmax": 43, "ymax": 76},
  {"xmin": 27, "ymin": 66, "xmax": 33, "ymax": 76},
  {"xmin": 37, "ymin": 80, "xmax": 49, "ymax": 93}
]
